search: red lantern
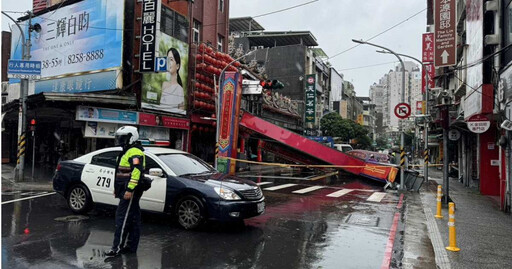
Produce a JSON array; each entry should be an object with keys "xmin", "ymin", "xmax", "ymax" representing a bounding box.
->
[
  {"xmin": 199, "ymin": 43, "xmax": 205, "ymax": 53},
  {"xmin": 211, "ymin": 114, "xmax": 216, "ymax": 118},
  {"xmin": 212, "ymin": 121, "xmax": 216, "ymax": 127}
]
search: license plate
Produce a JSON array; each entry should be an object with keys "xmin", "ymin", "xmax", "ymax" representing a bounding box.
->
[{"xmin": 257, "ymin": 202, "xmax": 265, "ymax": 213}]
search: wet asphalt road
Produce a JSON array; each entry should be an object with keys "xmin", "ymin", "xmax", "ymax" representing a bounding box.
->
[{"xmin": 2, "ymin": 178, "xmax": 403, "ymax": 269}]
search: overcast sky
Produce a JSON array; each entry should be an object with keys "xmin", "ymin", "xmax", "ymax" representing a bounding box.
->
[
  {"xmin": 2, "ymin": 0, "xmax": 426, "ymax": 97},
  {"xmin": 230, "ymin": 0, "xmax": 426, "ymax": 97}
]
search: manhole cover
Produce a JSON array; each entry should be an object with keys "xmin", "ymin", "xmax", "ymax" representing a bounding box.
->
[
  {"xmin": 345, "ymin": 214, "xmax": 380, "ymax": 227},
  {"xmin": 55, "ymin": 215, "xmax": 89, "ymax": 222}
]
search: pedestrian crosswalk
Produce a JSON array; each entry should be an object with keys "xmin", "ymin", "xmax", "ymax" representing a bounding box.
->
[{"xmin": 257, "ymin": 182, "xmax": 391, "ymax": 202}]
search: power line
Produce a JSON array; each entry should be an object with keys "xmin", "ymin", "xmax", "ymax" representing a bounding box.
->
[
  {"xmin": 328, "ymin": 8, "xmax": 427, "ymax": 60},
  {"xmin": 338, "ymin": 61, "xmax": 398, "ymax": 71},
  {"xmin": 253, "ymin": 0, "xmax": 320, "ymax": 19},
  {"xmin": 203, "ymin": 0, "xmax": 320, "ymax": 28}
]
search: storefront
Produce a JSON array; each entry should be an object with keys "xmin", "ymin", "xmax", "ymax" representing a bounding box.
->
[
  {"xmin": 138, "ymin": 112, "xmax": 190, "ymax": 151},
  {"xmin": 75, "ymin": 106, "xmax": 191, "ymax": 151}
]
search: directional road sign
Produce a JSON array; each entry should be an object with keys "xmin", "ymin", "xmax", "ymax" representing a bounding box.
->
[
  {"xmin": 7, "ymin": 60, "xmax": 42, "ymax": 80},
  {"xmin": 434, "ymin": 0, "xmax": 457, "ymax": 67},
  {"xmin": 394, "ymin": 103, "xmax": 411, "ymax": 119}
]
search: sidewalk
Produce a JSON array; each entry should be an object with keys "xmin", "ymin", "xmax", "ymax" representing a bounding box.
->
[
  {"xmin": 1, "ymin": 163, "xmax": 54, "ymax": 192},
  {"xmin": 403, "ymin": 167, "xmax": 512, "ymax": 269}
]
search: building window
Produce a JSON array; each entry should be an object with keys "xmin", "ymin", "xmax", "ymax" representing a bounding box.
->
[
  {"xmin": 160, "ymin": 6, "xmax": 189, "ymax": 43},
  {"xmin": 193, "ymin": 20, "xmax": 201, "ymax": 44},
  {"xmin": 217, "ymin": 34, "xmax": 224, "ymax": 52},
  {"xmin": 219, "ymin": 0, "xmax": 224, "ymax": 12}
]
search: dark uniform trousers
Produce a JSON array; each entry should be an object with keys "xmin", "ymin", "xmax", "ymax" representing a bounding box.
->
[{"xmin": 112, "ymin": 189, "xmax": 143, "ymax": 253}]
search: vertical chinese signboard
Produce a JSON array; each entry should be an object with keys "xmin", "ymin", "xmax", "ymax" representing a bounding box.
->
[
  {"xmin": 434, "ymin": 0, "xmax": 457, "ymax": 67},
  {"xmin": 422, "ymin": 62, "xmax": 435, "ymax": 94},
  {"xmin": 305, "ymin": 74, "xmax": 316, "ymax": 128},
  {"xmin": 422, "ymin": 33, "xmax": 434, "ymax": 62},
  {"xmin": 217, "ymin": 72, "xmax": 243, "ymax": 175},
  {"xmin": 422, "ymin": 33, "xmax": 435, "ymax": 94},
  {"xmin": 139, "ymin": 0, "xmax": 160, "ymax": 72}
]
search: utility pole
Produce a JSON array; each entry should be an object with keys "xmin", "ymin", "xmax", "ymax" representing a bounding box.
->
[
  {"xmin": 2, "ymin": 11, "xmax": 34, "ymax": 181},
  {"xmin": 376, "ymin": 51, "xmax": 430, "ymax": 183},
  {"xmin": 353, "ymin": 39, "xmax": 406, "ymax": 190}
]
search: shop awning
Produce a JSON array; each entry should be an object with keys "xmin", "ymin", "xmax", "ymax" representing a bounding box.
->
[{"xmin": 2, "ymin": 92, "xmax": 137, "ymax": 113}]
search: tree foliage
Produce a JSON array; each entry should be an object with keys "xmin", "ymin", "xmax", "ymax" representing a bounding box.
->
[{"xmin": 320, "ymin": 113, "xmax": 373, "ymax": 150}]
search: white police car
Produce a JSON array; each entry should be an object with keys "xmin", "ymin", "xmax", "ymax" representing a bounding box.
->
[{"xmin": 53, "ymin": 147, "xmax": 265, "ymax": 229}]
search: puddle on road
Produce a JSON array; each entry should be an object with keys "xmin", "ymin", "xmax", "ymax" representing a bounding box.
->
[{"xmin": 312, "ymin": 224, "xmax": 388, "ymax": 268}]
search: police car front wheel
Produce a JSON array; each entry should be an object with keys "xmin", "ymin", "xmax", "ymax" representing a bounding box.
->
[
  {"xmin": 176, "ymin": 195, "xmax": 205, "ymax": 230},
  {"xmin": 67, "ymin": 184, "xmax": 92, "ymax": 214}
]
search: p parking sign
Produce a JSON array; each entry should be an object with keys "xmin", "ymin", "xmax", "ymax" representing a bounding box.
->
[{"xmin": 155, "ymin": 57, "xmax": 167, "ymax": 72}]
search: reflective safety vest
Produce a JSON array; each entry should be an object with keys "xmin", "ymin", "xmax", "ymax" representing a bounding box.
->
[{"xmin": 116, "ymin": 146, "xmax": 146, "ymax": 192}]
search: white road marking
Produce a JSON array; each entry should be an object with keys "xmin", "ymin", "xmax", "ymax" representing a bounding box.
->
[
  {"xmin": 366, "ymin": 192, "xmax": 387, "ymax": 202},
  {"xmin": 1, "ymin": 192, "xmax": 56, "ymax": 205},
  {"xmin": 256, "ymin": 182, "xmax": 273, "ymax": 186},
  {"xmin": 326, "ymin": 189, "xmax": 353, "ymax": 198},
  {"xmin": 264, "ymin": 183, "xmax": 297, "ymax": 191},
  {"xmin": 292, "ymin": 186, "xmax": 324, "ymax": 194}
]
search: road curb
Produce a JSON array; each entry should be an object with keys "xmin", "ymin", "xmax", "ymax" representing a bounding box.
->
[{"xmin": 421, "ymin": 193, "xmax": 451, "ymax": 269}]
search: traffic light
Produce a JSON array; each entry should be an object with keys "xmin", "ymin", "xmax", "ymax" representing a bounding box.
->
[
  {"xmin": 260, "ymin": 80, "xmax": 284, "ymax": 90},
  {"xmin": 29, "ymin": 119, "xmax": 36, "ymax": 131}
]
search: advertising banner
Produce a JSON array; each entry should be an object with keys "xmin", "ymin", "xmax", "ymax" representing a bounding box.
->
[
  {"xmin": 10, "ymin": 0, "xmax": 124, "ymax": 79},
  {"xmin": 139, "ymin": 126, "xmax": 170, "ymax": 141},
  {"xmin": 76, "ymin": 106, "xmax": 138, "ymax": 124},
  {"xmin": 84, "ymin": 122, "xmax": 120, "ymax": 138},
  {"xmin": 138, "ymin": 113, "xmax": 190, "ymax": 130},
  {"xmin": 305, "ymin": 74, "xmax": 316, "ymax": 125},
  {"xmin": 217, "ymin": 72, "xmax": 242, "ymax": 174},
  {"xmin": 142, "ymin": 32, "xmax": 189, "ymax": 114},
  {"xmin": 35, "ymin": 70, "xmax": 118, "ymax": 94},
  {"xmin": 465, "ymin": 0, "xmax": 484, "ymax": 118}
]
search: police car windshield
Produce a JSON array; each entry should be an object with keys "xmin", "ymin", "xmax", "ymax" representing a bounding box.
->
[{"xmin": 157, "ymin": 153, "xmax": 215, "ymax": 176}]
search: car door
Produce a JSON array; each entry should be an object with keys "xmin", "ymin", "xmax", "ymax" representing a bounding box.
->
[
  {"xmin": 139, "ymin": 154, "xmax": 167, "ymax": 212},
  {"xmin": 81, "ymin": 150, "xmax": 120, "ymax": 206}
]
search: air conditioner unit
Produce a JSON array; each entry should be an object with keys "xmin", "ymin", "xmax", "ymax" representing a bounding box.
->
[
  {"xmin": 429, "ymin": 87, "xmax": 441, "ymax": 100},
  {"xmin": 257, "ymin": 46, "xmax": 264, "ymax": 49}
]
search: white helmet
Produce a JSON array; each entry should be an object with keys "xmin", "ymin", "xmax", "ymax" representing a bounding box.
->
[{"xmin": 114, "ymin": 126, "xmax": 139, "ymax": 147}]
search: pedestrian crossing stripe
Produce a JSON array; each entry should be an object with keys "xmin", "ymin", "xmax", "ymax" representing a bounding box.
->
[
  {"xmin": 366, "ymin": 192, "xmax": 387, "ymax": 202},
  {"xmin": 256, "ymin": 182, "xmax": 273, "ymax": 186},
  {"xmin": 326, "ymin": 189, "xmax": 353, "ymax": 198},
  {"xmin": 292, "ymin": 186, "xmax": 324, "ymax": 194},
  {"xmin": 263, "ymin": 183, "xmax": 297, "ymax": 191},
  {"xmin": 260, "ymin": 182, "xmax": 389, "ymax": 202}
]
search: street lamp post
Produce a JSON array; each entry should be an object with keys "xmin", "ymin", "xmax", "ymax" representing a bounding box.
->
[
  {"xmin": 2, "ymin": 11, "xmax": 36, "ymax": 181},
  {"xmin": 376, "ymin": 51, "xmax": 430, "ymax": 184},
  {"xmin": 352, "ymin": 39, "xmax": 406, "ymax": 190},
  {"xmin": 214, "ymin": 50, "xmax": 256, "ymax": 169}
]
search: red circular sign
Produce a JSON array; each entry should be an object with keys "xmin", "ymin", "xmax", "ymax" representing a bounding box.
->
[
  {"xmin": 467, "ymin": 114, "xmax": 490, "ymax": 133},
  {"xmin": 307, "ymin": 77, "xmax": 315, "ymax": 84},
  {"xmin": 394, "ymin": 103, "xmax": 411, "ymax": 119}
]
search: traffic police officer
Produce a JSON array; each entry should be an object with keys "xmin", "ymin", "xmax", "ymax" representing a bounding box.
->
[{"xmin": 105, "ymin": 126, "xmax": 145, "ymax": 257}]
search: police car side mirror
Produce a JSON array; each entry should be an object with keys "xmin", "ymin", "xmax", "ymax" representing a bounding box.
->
[{"xmin": 149, "ymin": 168, "xmax": 164, "ymax": 177}]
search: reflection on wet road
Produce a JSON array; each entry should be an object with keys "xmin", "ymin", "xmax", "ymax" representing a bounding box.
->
[{"xmin": 1, "ymin": 178, "xmax": 402, "ymax": 269}]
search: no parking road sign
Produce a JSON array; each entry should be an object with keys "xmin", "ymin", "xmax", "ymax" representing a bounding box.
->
[{"xmin": 394, "ymin": 103, "xmax": 411, "ymax": 119}]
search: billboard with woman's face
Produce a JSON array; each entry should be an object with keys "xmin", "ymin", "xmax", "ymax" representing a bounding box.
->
[{"xmin": 142, "ymin": 32, "xmax": 189, "ymax": 115}]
